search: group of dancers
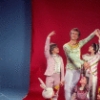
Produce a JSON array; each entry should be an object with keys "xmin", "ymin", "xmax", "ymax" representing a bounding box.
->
[{"xmin": 39, "ymin": 28, "xmax": 100, "ymax": 100}]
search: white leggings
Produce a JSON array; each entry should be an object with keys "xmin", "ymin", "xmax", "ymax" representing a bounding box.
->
[
  {"xmin": 64, "ymin": 69, "xmax": 80, "ymax": 100},
  {"xmin": 89, "ymin": 74, "xmax": 97, "ymax": 100}
]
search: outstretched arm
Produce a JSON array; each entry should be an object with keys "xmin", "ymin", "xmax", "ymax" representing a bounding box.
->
[
  {"xmin": 98, "ymin": 39, "xmax": 100, "ymax": 55},
  {"xmin": 79, "ymin": 30, "xmax": 97, "ymax": 48},
  {"xmin": 95, "ymin": 29, "xmax": 100, "ymax": 39},
  {"xmin": 44, "ymin": 31, "xmax": 55, "ymax": 58},
  {"xmin": 96, "ymin": 29, "xmax": 100, "ymax": 54}
]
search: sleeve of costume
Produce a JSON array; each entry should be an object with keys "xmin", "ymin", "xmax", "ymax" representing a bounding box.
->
[
  {"xmin": 63, "ymin": 46, "xmax": 84, "ymax": 68},
  {"xmin": 82, "ymin": 54, "xmax": 88, "ymax": 61},
  {"xmin": 60, "ymin": 57, "xmax": 64, "ymax": 82},
  {"xmin": 44, "ymin": 36, "xmax": 51, "ymax": 58},
  {"xmin": 79, "ymin": 32, "xmax": 95, "ymax": 48}
]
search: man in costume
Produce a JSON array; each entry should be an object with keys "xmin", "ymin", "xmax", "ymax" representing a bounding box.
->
[{"xmin": 63, "ymin": 28, "xmax": 97, "ymax": 100}]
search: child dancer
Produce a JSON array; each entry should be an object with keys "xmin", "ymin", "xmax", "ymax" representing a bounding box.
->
[
  {"xmin": 82, "ymin": 30, "xmax": 100, "ymax": 100},
  {"xmin": 44, "ymin": 31, "xmax": 64, "ymax": 100},
  {"xmin": 71, "ymin": 75, "xmax": 89, "ymax": 100}
]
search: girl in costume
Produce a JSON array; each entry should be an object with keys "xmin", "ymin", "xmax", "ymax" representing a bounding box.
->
[
  {"xmin": 44, "ymin": 31, "xmax": 64, "ymax": 100},
  {"xmin": 82, "ymin": 30, "xmax": 100, "ymax": 100},
  {"xmin": 71, "ymin": 76, "xmax": 89, "ymax": 100}
]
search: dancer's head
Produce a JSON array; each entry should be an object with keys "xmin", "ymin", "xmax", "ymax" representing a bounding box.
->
[
  {"xmin": 50, "ymin": 43, "xmax": 59, "ymax": 54},
  {"xmin": 70, "ymin": 28, "xmax": 81, "ymax": 40},
  {"xmin": 80, "ymin": 76, "xmax": 89, "ymax": 86},
  {"xmin": 88, "ymin": 43, "xmax": 99, "ymax": 54}
]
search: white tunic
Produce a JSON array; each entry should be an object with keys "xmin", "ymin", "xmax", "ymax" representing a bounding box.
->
[{"xmin": 52, "ymin": 54, "xmax": 61, "ymax": 73}]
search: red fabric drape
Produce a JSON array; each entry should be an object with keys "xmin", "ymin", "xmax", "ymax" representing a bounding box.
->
[{"xmin": 24, "ymin": 0, "xmax": 100, "ymax": 100}]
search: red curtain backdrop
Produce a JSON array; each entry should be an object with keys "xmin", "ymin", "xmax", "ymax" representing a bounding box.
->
[{"xmin": 24, "ymin": 0, "xmax": 100, "ymax": 100}]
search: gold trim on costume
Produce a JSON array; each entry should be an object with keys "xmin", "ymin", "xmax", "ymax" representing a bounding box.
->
[
  {"xmin": 92, "ymin": 70, "xmax": 97, "ymax": 74},
  {"xmin": 90, "ymin": 61, "xmax": 98, "ymax": 68},
  {"xmin": 68, "ymin": 43, "xmax": 79, "ymax": 49}
]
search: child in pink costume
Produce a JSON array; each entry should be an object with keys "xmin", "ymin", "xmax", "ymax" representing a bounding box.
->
[{"xmin": 44, "ymin": 31, "xmax": 64, "ymax": 100}]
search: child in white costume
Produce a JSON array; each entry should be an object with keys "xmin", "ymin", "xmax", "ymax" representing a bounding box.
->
[{"xmin": 82, "ymin": 30, "xmax": 100, "ymax": 100}]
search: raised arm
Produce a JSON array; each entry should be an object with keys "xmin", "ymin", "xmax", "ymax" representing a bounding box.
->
[
  {"xmin": 97, "ymin": 40, "xmax": 100, "ymax": 55},
  {"xmin": 79, "ymin": 30, "xmax": 96, "ymax": 48},
  {"xmin": 96, "ymin": 29, "xmax": 100, "ymax": 54},
  {"xmin": 44, "ymin": 31, "xmax": 55, "ymax": 58}
]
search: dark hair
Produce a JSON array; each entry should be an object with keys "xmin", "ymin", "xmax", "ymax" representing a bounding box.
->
[
  {"xmin": 81, "ymin": 76, "xmax": 89, "ymax": 91},
  {"xmin": 91, "ymin": 43, "xmax": 99, "ymax": 54},
  {"xmin": 70, "ymin": 28, "xmax": 81, "ymax": 37},
  {"xmin": 85, "ymin": 76, "xmax": 89, "ymax": 85},
  {"xmin": 50, "ymin": 43, "xmax": 57, "ymax": 54},
  {"xmin": 81, "ymin": 67, "xmax": 89, "ymax": 85}
]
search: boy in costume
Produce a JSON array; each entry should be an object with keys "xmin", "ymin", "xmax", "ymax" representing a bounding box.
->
[{"xmin": 44, "ymin": 31, "xmax": 64, "ymax": 100}]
